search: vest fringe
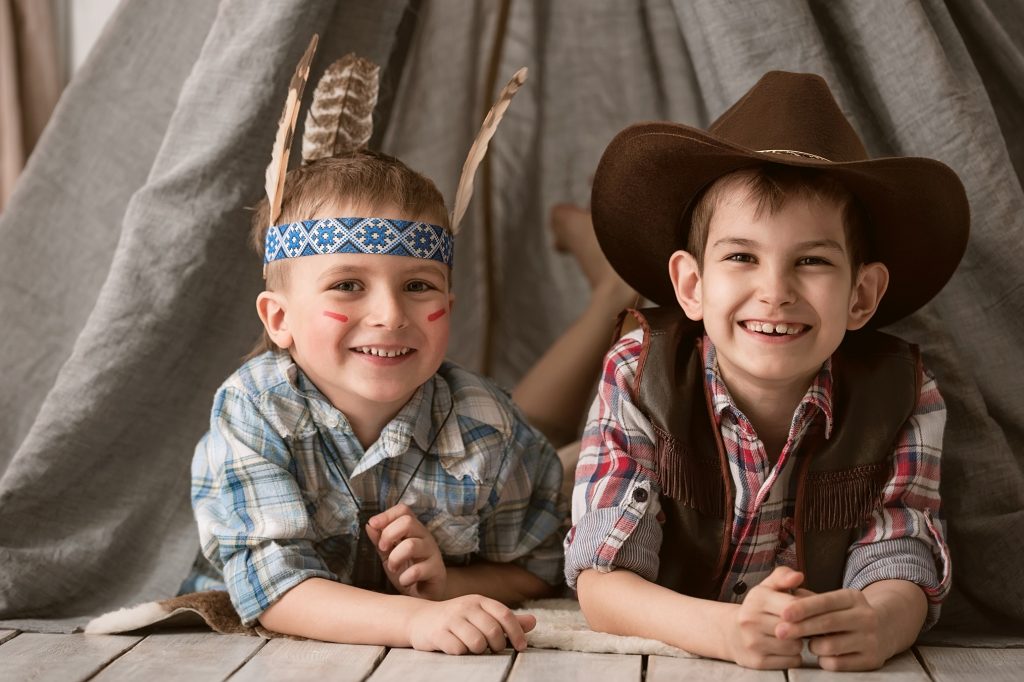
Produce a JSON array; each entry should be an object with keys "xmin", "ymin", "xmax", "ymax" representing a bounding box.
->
[
  {"xmin": 803, "ymin": 462, "xmax": 890, "ymax": 530},
  {"xmin": 653, "ymin": 424, "xmax": 724, "ymax": 517}
]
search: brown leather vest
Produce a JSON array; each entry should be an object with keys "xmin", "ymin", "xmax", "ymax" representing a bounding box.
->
[{"xmin": 627, "ymin": 307, "xmax": 921, "ymax": 599}]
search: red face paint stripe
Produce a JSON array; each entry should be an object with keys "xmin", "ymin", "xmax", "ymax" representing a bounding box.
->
[
  {"xmin": 323, "ymin": 311, "xmax": 349, "ymax": 323},
  {"xmin": 427, "ymin": 309, "xmax": 447, "ymax": 322}
]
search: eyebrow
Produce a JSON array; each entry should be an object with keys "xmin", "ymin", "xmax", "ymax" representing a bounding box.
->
[
  {"xmin": 316, "ymin": 262, "xmax": 447, "ymax": 282},
  {"xmin": 711, "ymin": 237, "xmax": 846, "ymax": 252}
]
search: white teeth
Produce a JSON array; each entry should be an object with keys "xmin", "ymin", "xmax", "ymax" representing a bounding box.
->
[
  {"xmin": 744, "ymin": 322, "xmax": 804, "ymax": 335},
  {"xmin": 357, "ymin": 346, "xmax": 411, "ymax": 357}
]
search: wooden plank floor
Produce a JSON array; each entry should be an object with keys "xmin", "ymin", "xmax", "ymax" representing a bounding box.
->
[{"xmin": 0, "ymin": 628, "xmax": 1018, "ymax": 681}]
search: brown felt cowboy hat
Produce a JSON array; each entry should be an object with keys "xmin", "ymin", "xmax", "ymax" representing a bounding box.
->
[{"xmin": 591, "ymin": 71, "xmax": 969, "ymax": 328}]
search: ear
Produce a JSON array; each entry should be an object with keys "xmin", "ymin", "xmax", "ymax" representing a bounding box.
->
[
  {"xmin": 669, "ymin": 250, "xmax": 704, "ymax": 321},
  {"xmin": 847, "ymin": 262, "xmax": 889, "ymax": 330},
  {"xmin": 256, "ymin": 291, "xmax": 293, "ymax": 349},
  {"xmin": 448, "ymin": 291, "xmax": 456, "ymax": 316}
]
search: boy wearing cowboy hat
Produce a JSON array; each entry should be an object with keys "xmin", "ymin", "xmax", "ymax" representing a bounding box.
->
[{"xmin": 564, "ymin": 71, "xmax": 967, "ymax": 671}]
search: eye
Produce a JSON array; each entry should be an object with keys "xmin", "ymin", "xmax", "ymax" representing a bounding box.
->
[
  {"xmin": 796, "ymin": 256, "xmax": 833, "ymax": 266},
  {"xmin": 332, "ymin": 280, "xmax": 363, "ymax": 292},
  {"xmin": 405, "ymin": 280, "xmax": 437, "ymax": 293},
  {"xmin": 724, "ymin": 253, "xmax": 756, "ymax": 263}
]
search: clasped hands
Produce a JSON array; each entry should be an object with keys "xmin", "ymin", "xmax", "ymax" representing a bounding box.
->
[
  {"xmin": 730, "ymin": 566, "xmax": 889, "ymax": 671},
  {"xmin": 365, "ymin": 504, "xmax": 534, "ymax": 655}
]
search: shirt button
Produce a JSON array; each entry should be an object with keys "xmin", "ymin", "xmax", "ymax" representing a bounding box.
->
[
  {"xmin": 632, "ymin": 488, "xmax": 648, "ymax": 503},
  {"xmin": 733, "ymin": 580, "xmax": 747, "ymax": 595}
]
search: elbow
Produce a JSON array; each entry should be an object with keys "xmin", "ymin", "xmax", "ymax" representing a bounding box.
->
[
  {"xmin": 256, "ymin": 605, "xmax": 281, "ymax": 633},
  {"xmin": 575, "ymin": 569, "xmax": 620, "ymax": 634}
]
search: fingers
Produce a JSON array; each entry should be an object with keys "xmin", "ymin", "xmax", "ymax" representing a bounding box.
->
[
  {"xmin": 755, "ymin": 589, "xmax": 805, "ymax": 618},
  {"xmin": 759, "ymin": 566, "xmax": 805, "ymax": 593},
  {"xmin": 396, "ymin": 557, "xmax": 445, "ymax": 590},
  {"xmin": 808, "ymin": 632, "xmax": 865, "ymax": 658},
  {"xmin": 780, "ymin": 589, "xmax": 858, "ymax": 625},
  {"xmin": 443, "ymin": 600, "xmax": 531, "ymax": 654},
  {"xmin": 465, "ymin": 610, "xmax": 513, "ymax": 653},
  {"xmin": 367, "ymin": 503, "xmax": 415, "ymax": 530},
  {"xmin": 363, "ymin": 523, "xmax": 382, "ymax": 553},
  {"xmin": 516, "ymin": 613, "xmax": 537, "ymax": 633},
  {"xmin": 449, "ymin": 618, "xmax": 493, "ymax": 655},
  {"xmin": 481, "ymin": 599, "xmax": 529, "ymax": 651},
  {"xmin": 813, "ymin": 634, "xmax": 888, "ymax": 674},
  {"xmin": 733, "ymin": 636, "xmax": 804, "ymax": 671},
  {"xmin": 434, "ymin": 629, "xmax": 470, "ymax": 656},
  {"xmin": 816, "ymin": 652, "xmax": 887, "ymax": 672},
  {"xmin": 387, "ymin": 537, "xmax": 432, "ymax": 572},
  {"xmin": 371, "ymin": 513, "xmax": 431, "ymax": 554}
]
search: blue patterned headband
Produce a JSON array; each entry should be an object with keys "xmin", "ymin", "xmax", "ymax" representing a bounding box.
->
[{"xmin": 264, "ymin": 217, "xmax": 454, "ymax": 267}]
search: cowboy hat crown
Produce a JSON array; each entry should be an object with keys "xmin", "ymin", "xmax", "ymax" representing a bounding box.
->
[{"xmin": 591, "ymin": 70, "xmax": 969, "ymax": 328}]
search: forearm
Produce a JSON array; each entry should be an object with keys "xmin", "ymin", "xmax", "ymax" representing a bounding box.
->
[
  {"xmin": 862, "ymin": 579, "xmax": 928, "ymax": 658},
  {"xmin": 577, "ymin": 568, "xmax": 737, "ymax": 660},
  {"xmin": 445, "ymin": 561, "xmax": 557, "ymax": 604},
  {"xmin": 258, "ymin": 577, "xmax": 425, "ymax": 645}
]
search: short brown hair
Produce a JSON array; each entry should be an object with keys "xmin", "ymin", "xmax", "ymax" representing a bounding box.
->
[
  {"xmin": 249, "ymin": 151, "xmax": 449, "ymax": 356},
  {"xmin": 687, "ymin": 165, "xmax": 869, "ymax": 273}
]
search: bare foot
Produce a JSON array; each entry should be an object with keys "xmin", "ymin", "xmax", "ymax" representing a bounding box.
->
[{"xmin": 551, "ymin": 203, "xmax": 638, "ymax": 311}]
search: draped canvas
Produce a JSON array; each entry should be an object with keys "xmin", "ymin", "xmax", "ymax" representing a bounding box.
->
[{"xmin": 1, "ymin": 0, "xmax": 1021, "ymax": 637}]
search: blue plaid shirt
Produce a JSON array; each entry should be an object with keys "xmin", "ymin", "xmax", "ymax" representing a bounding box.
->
[{"xmin": 188, "ymin": 351, "xmax": 565, "ymax": 625}]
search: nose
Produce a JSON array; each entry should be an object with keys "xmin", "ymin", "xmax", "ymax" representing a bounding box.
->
[
  {"xmin": 757, "ymin": 265, "xmax": 798, "ymax": 307},
  {"xmin": 365, "ymin": 289, "xmax": 410, "ymax": 329}
]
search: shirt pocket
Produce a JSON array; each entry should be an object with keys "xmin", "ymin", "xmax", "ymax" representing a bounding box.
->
[{"xmin": 426, "ymin": 512, "xmax": 480, "ymax": 562}]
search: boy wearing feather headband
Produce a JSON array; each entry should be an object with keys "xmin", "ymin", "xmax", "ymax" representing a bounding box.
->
[
  {"xmin": 187, "ymin": 39, "xmax": 563, "ymax": 652},
  {"xmin": 565, "ymin": 71, "xmax": 966, "ymax": 670}
]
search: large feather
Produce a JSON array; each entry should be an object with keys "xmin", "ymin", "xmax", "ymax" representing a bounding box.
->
[
  {"xmin": 301, "ymin": 53, "xmax": 380, "ymax": 164},
  {"xmin": 450, "ymin": 67, "xmax": 528, "ymax": 234},
  {"xmin": 265, "ymin": 34, "xmax": 319, "ymax": 226}
]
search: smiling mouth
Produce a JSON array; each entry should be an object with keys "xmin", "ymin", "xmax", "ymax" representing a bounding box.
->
[
  {"xmin": 740, "ymin": 320, "xmax": 810, "ymax": 336},
  {"xmin": 353, "ymin": 346, "xmax": 415, "ymax": 358}
]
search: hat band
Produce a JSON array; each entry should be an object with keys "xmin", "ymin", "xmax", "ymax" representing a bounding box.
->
[
  {"xmin": 757, "ymin": 148, "xmax": 833, "ymax": 162},
  {"xmin": 264, "ymin": 217, "xmax": 454, "ymax": 267}
]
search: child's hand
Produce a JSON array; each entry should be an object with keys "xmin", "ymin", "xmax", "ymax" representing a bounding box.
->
[
  {"xmin": 776, "ymin": 588, "xmax": 886, "ymax": 671},
  {"xmin": 366, "ymin": 504, "xmax": 446, "ymax": 600},
  {"xmin": 407, "ymin": 595, "xmax": 536, "ymax": 654},
  {"xmin": 727, "ymin": 566, "xmax": 807, "ymax": 669}
]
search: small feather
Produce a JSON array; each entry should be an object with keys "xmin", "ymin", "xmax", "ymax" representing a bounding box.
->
[
  {"xmin": 301, "ymin": 53, "xmax": 381, "ymax": 164},
  {"xmin": 450, "ymin": 67, "xmax": 528, "ymax": 234},
  {"xmin": 265, "ymin": 34, "xmax": 319, "ymax": 226}
]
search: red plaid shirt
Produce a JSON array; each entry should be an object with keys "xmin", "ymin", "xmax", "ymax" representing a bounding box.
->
[{"xmin": 564, "ymin": 330, "xmax": 951, "ymax": 626}]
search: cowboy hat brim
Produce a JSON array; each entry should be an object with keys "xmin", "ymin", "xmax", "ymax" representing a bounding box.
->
[{"xmin": 591, "ymin": 122, "xmax": 970, "ymax": 329}]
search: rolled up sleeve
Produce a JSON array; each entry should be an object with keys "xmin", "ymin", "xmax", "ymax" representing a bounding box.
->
[
  {"xmin": 564, "ymin": 334, "xmax": 664, "ymax": 589},
  {"xmin": 844, "ymin": 368, "xmax": 951, "ymax": 630},
  {"xmin": 191, "ymin": 387, "xmax": 334, "ymax": 625}
]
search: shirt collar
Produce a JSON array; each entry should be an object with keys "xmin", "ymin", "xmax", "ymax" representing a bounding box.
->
[
  {"xmin": 701, "ymin": 334, "xmax": 834, "ymax": 438},
  {"xmin": 277, "ymin": 351, "xmax": 352, "ymax": 432},
  {"xmin": 276, "ymin": 350, "xmax": 463, "ymax": 459}
]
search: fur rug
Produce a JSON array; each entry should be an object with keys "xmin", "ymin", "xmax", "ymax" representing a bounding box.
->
[{"xmin": 84, "ymin": 592, "xmax": 694, "ymax": 657}]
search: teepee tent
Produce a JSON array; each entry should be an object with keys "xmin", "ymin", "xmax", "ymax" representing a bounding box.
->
[{"xmin": 1, "ymin": 0, "xmax": 1022, "ymax": 635}]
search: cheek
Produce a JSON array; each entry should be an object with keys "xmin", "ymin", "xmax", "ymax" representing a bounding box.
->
[
  {"xmin": 426, "ymin": 319, "xmax": 451, "ymax": 351},
  {"xmin": 304, "ymin": 311, "xmax": 349, "ymax": 350},
  {"xmin": 426, "ymin": 308, "xmax": 447, "ymax": 322},
  {"xmin": 322, "ymin": 311, "xmax": 349, "ymax": 323}
]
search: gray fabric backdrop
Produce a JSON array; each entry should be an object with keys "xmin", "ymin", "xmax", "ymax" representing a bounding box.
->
[{"xmin": 1, "ymin": 0, "xmax": 1021, "ymax": 636}]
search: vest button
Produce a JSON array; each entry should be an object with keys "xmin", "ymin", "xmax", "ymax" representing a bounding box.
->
[
  {"xmin": 632, "ymin": 488, "xmax": 648, "ymax": 503},
  {"xmin": 732, "ymin": 580, "xmax": 747, "ymax": 595}
]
